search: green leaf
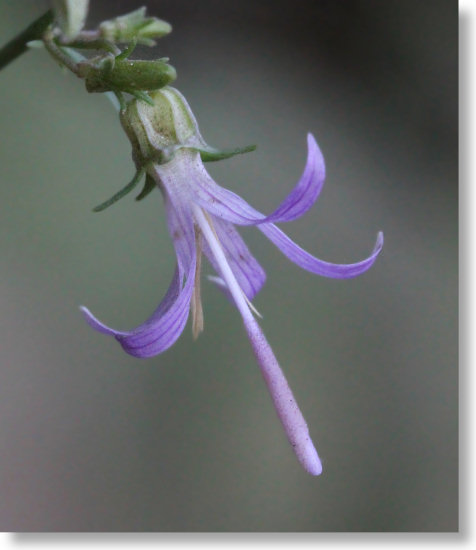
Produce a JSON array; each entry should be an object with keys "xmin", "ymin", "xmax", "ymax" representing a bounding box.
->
[{"xmin": 115, "ymin": 38, "xmax": 137, "ymax": 61}]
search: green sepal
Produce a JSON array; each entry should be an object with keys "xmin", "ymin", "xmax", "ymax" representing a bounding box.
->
[
  {"xmin": 115, "ymin": 38, "xmax": 137, "ymax": 61},
  {"xmin": 198, "ymin": 144, "xmax": 257, "ymax": 162},
  {"xmin": 135, "ymin": 174, "xmax": 156, "ymax": 201},
  {"xmin": 135, "ymin": 143, "xmax": 257, "ymax": 168},
  {"xmin": 93, "ymin": 168, "xmax": 144, "ymax": 212},
  {"xmin": 131, "ymin": 90, "xmax": 154, "ymax": 105}
]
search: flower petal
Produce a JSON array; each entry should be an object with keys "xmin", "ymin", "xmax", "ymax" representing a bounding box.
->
[
  {"xmin": 156, "ymin": 154, "xmax": 267, "ymax": 298},
  {"xmin": 186, "ymin": 134, "xmax": 325, "ymax": 226},
  {"xmin": 259, "ymin": 133, "xmax": 325, "ymax": 223},
  {"xmin": 164, "ymin": 194, "xmax": 195, "ymax": 275},
  {"xmin": 152, "ymin": 162, "xmax": 196, "ymax": 275},
  {"xmin": 201, "ymin": 216, "xmax": 266, "ymax": 300},
  {"xmin": 81, "ymin": 171, "xmax": 198, "ymax": 358},
  {"xmin": 80, "ymin": 266, "xmax": 182, "ymax": 338},
  {"xmin": 117, "ymin": 259, "xmax": 195, "ymax": 357},
  {"xmin": 259, "ymin": 225, "xmax": 384, "ymax": 278},
  {"xmin": 80, "ymin": 255, "xmax": 196, "ymax": 358}
]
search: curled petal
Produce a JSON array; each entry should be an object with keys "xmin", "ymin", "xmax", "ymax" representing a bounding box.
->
[
  {"xmin": 259, "ymin": 225, "xmax": 384, "ymax": 279},
  {"xmin": 202, "ymin": 217, "xmax": 266, "ymax": 300},
  {"xmin": 187, "ymin": 135, "xmax": 325, "ymax": 226},
  {"xmin": 80, "ymin": 266, "xmax": 181, "ymax": 338},
  {"xmin": 80, "ymin": 256, "xmax": 196, "ymax": 358},
  {"xmin": 261, "ymin": 133, "xmax": 325, "ymax": 223},
  {"xmin": 81, "ymin": 164, "xmax": 198, "ymax": 359}
]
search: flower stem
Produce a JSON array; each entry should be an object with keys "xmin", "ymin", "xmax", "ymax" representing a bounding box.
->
[
  {"xmin": 42, "ymin": 31, "xmax": 81, "ymax": 76},
  {"xmin": 0, "ymin": 10, "xmax": 54, "ymax": 71},
  {"xmin": 60, "ymin": 32, "xmax": 121, "ymax": 55}
]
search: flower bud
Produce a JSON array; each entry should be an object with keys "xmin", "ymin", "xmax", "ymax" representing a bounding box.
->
[
  {"xmin": 78, "ymin": 56, "xmax": 176, "ymax": 94},
  {"xmin": 52, "ymin": 0, "xmax": 89, "ymax": 40},
  {"xmin": 99, "ymin": 7, "xmax": 172, "ymax": 46}
]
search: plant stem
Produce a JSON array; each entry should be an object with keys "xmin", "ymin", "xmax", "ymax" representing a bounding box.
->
[{"xmin": 0, "ymin": 10, "xmax": 54, "ymax": 71}]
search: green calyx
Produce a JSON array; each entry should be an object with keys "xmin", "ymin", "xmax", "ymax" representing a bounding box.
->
[
  {"xmin": 120, "ymin": 87, "xmax": 256, "ymax": 167},
  {"xmin": 92, "ymin": 140, "xmax": 257, "ymax": 212},
  {"xmin": 93, "ymin": 88, "xmax": 256, "ymax": 212}
]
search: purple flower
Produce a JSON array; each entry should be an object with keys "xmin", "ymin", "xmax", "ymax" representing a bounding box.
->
[{"xmin": 81, "ymin": 87, "xmax": 383, "ymax": 476}]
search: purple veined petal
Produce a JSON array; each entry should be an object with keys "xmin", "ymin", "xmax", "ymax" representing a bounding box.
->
[
  {"xmin": 123, "ymin": 266, "xmax": 182, "ymax": 338},
  {"xmin": 187, "ymin": 134, "xmax": 325, "ymax": 226},
  {"xmin": 259, "ymin": 224, "xmax": 384, "ymax": 279},
  {"xmin": 80, "ymin": 307, "xmax": 128, "ymax": 337},
  {"xmin": 115, "ymin": 195, "xmax": 197, "ymax": 356},
  {"xmin": 80, "ymin": 266, "xmax": 181, "ymax": 337},
  {"xmin": 260, "ymin": 133, "xmax": 325, "ymax": 223},
  {"xmin": 164, "ymin": 194, "xmax": 195, "ymax": 276},
  {"xmin": 157, "ymin": 152, "xmax": 266, "ymax": 299},
  {"xmin": 152, "ymin": 163, "xmax": 196, "ymax": 276},
  {"xmin": 202, "ymin": 216, "xmax": 266, "ymax": 300},
  {"xmin": 81, "ymin": 165, "xmax": 199, "ymax": 358},
  {"xmin": 80, "ymin": 254, "xmax": 196, "ymax": 358},
  {"xmin": 186, "ymin": 157, "xmax": 263, "ymax": 225},
  {"xmin": 118, "ymin": 256, "xmax": 196, "ymax": 357}
]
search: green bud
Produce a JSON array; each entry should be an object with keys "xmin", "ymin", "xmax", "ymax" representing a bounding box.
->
[
  {"xmin": 52, "ymin": 0, "xmax": 89, "ymax": 40},
  {"xmin": 78, "ymin": 55, "xmax": 176, "ymax": 94},
  {"xmin": 99, "ymin": 7, "xmax": 172, "ymax": 46}
]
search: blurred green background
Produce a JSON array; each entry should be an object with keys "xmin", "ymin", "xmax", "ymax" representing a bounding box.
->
[{"xmin": 0, "ymin": 0, "xmax": 457, "ymax": 531}]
